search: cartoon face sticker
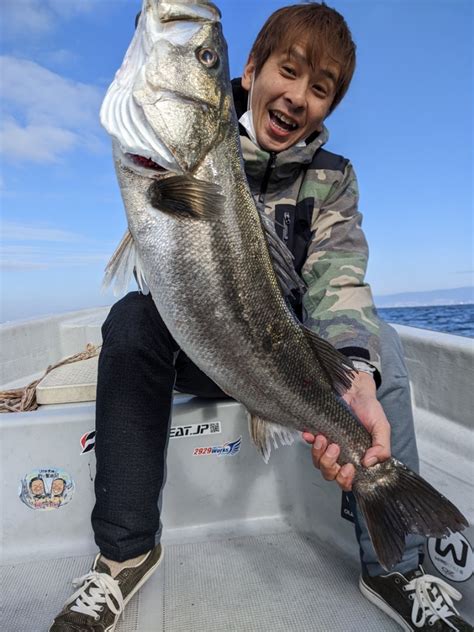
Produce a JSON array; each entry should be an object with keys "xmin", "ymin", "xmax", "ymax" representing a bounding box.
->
[
  {"xmin": 51, "ymin": 478, "xmax": 66, "ymax": 496},
  {"xmin": 19, "ymin": 468, "xmax": 75, "ymax": 510},
  {"xmin": 29, "ymin": 477, "xmax": 46, "ymax": 498}
]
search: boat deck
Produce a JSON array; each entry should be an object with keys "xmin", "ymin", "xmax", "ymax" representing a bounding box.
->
[
  {"xmin": 1, "ymin": 308, "xmax": 473, "ymax": 631},
  {"xmin": 4, "ymin": 530, "xmax": 401, "ymax": 632}
]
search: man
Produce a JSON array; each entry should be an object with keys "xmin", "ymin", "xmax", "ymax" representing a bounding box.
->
[{"xmin": 50, "ymin": 3, "xmax": 472, "ymax": 631}]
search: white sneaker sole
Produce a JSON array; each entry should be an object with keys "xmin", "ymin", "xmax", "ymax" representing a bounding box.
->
[
  {"xmin": 106, "ymin": 545, "xmax": 164, "ymax": 632},
  {"xmin": 359, "ymin": 575, "xmax": 413, "ymax": 632}
]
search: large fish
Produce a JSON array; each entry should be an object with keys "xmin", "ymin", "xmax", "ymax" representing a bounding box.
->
[{"xmin": 100, "ymin": 0, "xmax": 467, "ymax": 570}]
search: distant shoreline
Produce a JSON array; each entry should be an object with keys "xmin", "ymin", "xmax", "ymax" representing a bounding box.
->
[{"xmin": 373, "ymin": 286, "xmax": 473, "ymax": 309}]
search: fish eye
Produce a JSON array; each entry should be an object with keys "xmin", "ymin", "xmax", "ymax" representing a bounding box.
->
[{"xmin": 197, "ymin": 48, "xmax": 219, "ymax": 68}]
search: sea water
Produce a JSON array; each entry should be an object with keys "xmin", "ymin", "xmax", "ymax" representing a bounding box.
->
[{"xmin": 377, "ymin": 304, "xmax": 474, "ymax": 338}]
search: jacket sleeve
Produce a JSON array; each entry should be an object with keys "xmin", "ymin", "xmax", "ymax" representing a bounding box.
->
[{"xmin": 300, "ymin": 161, "xmax": 382, "ymax": 383}]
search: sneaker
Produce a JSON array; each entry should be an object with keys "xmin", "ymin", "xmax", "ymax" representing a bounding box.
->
[
  {"xmin": 49, "ymin": 543, "xmax": 163, "ymax": 631},
  {"xmin": 359, "ymin": 565, "xmax": 473, "ymax": 631}
]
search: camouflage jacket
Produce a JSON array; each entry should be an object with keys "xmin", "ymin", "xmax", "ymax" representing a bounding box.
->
[{"xmin": 233, "ymin": 80, "xmax": 382, "ymax": 381}]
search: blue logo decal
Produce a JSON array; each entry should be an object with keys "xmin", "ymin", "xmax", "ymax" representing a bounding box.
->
[{"xmin": 193, "ymin": 436, "xmax": 242, "ymax": 457}]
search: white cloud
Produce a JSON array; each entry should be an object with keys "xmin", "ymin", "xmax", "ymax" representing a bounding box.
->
[
  {"xmin": 0, "ymin": 242, "xmax": 110, "ymax": 271},
  {"xmin": 1, "ymin": 117, "xmax": 79, "ymax": 163},
  {"xmin": 42, "ymin": 49, "xmax": 79, "ymax": 67},
  {"xmin": 2, "ymin": 0, "xmax": 54, "ymax": 37},
  {"xmin": 2, "ymin": 0, "xmax": 101, "ymax": 38},
  {"xmin": 47, "ymin": 0, "xmax": 98, "ymax": 19},
  {"xmin": 0, "ymin": 56, "xmax": 104, "ymax": 164},
  {"xmin": 1, "ymin": 253, "xmax": 109, "ymax": 271},
  {"xmin": 0, "ymin": 222, "xmax": 112, "ymax": 270},
  {"xmin": 1, "ymin": 222, "xmax": 81, "ymax": 242},
  {"xmin": 2, "ymin": 56, "xmax": 102, "ymax": 127}
]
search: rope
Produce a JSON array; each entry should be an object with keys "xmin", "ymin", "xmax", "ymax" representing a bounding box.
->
[{"xmin": 0, "ymin": 343, "xmax": 101, "ymax": 414}]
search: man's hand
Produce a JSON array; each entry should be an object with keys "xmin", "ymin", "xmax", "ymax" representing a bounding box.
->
[{"xmin": 302, "ymin": 371, "xmax": 391, "ymax": 492}]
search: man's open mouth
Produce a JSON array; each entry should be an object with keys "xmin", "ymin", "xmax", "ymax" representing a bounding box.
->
[{"xmin": 269, "ymin": 110, "xmax": 299, "ymax": 132}]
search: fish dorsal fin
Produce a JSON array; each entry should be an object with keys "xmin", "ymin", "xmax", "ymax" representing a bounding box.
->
[
  {"xmin": 148, "ymin": 175, "xmax": 224, "ymax": 220},
  {"xmin": 102, "ymin": 229, "xmax": 149, "ymax": 296},
  {"xmin": 258, "ymin": 210, "xmax": 306, "ymax": 300},
  {"xmin": 303, "ymin": 326, "xmax": 355, "ymax": 395},
  {"xmin": 248, "ymin": 413, "xmax": 296, "ymax": 464}
]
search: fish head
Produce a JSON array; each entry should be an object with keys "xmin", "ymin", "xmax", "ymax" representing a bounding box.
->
[
  {"xmin": 135, "ymin": 21, "xmax": 232, "ymax": 172},
  {"xmin": 100, "ymin": 0, "xmax": 234, "ymax": 177}
]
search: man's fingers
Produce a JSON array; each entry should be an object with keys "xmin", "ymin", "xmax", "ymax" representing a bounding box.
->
[
  {"xmin": 302, "ymin": 432, "xmax": 315, "ymax": 444},
  {"xmin": 362, "ymin": 418, "xmax": 391, "ymax": 466},
  {"xmin": 310, "ymin": 434, "xmax": 328, "ymax": 467},
  {"xmin": 336, "ymin": 463, "xmax": 355, "ymax": 492},
  {"xmin": 318, "ymin": 442, "xmax": 340, "ymax": 480},
  {"xmin": 305, "ymin": 433, "xmax": 356, "ymax": 492},
  {"xmin": 362, "ymin": 444, "xmax": 390, "ymax": 467}
]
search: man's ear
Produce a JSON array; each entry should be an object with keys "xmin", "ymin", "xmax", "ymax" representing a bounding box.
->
[{"xmin": 241, "ymin": 57, "xmax": 256, "ymax": 91}]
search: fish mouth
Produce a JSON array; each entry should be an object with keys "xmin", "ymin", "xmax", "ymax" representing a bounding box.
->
[
  {"xmin": 126, "ymin": 153, "xmax": 170, "ymax": 174},
  {"xmin": 118, "ymin": 149, "xmax": 176, "ymax": 179}
]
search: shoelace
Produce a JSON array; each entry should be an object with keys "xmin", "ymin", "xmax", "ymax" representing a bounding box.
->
[
  {"xmin": 404, "ymin": 573, "xmax": 462, "ymax": 630},
  {"xmin": 67, "ymin": 569, "xmax": 124, "ymax": 620}
]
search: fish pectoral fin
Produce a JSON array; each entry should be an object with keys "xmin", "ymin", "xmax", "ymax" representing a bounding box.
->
[
  {"xmin": 147, "ymin": 175, "xmax": 224, "ymax": 220},
  {"xmin": 248, "ymin": 413, "xmax": 296, "ymax": 464},
  {"xmin": 302, "ymin": 326, "xmax": 355, "ymax": 395},
  {"xmin": 102, "ymin": 229, "xmax": 149, "ymax": 296}
]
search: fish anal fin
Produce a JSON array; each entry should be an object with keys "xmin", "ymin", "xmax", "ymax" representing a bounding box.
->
[
  {"xmin": 147, "ymin": 175, "xmax": 224, "ymax": 220},
  {"xmin": 248, "ymin": 413, "xmax": 296, "ymax": 464},
  {"xmin": 302, "ymin": 326, "xmax": 354, "ymax": 395}
]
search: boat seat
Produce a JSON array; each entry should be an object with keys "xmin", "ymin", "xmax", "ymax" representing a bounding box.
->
[{"xmin": 36, "ymin": 355, "xmax": 99, "ymax": 405}]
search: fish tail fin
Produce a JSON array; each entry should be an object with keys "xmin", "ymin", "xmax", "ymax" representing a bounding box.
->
[
  {"xmin": 102, "ymin": 229, "xmax": 149, "ymax": 296},
  {"xmin": 353, "ymin": 458, "xmax": 468, "ymax": 571}
]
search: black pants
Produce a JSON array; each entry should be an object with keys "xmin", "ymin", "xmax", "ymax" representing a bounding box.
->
[{"xmin": 91, "ymin": 292, "xmax": 227, "ymax": 561}]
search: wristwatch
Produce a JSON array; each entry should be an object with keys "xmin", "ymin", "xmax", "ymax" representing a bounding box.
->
[{"xmin": 352, "ymin": 360, "xmax": 376, "ymax": 375}]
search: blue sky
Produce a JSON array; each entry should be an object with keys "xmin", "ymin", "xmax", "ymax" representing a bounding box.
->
[{"xmin": 1, "ymin": 0, "xmax": 472, "ymax": 322}]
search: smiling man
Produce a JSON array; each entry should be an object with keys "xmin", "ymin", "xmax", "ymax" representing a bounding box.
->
[
  {"xmin": 50, "ymin": 3, "xmax": 473, "ymax": 632},
  {"xmin": 242, "ymin": 46, "xmax": 339, "ymax": 151}
]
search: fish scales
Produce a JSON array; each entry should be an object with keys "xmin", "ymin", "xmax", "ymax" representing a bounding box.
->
[
  {"xmin": 117, "ymin": 131, "xmax": 364, "ymax": 462},
  {"xmin": 101, "ymin": 0, "xmax": 468, "ymax": 571}
]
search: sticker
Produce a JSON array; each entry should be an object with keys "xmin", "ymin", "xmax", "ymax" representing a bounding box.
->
[
  {"xmin": 170, "ymin": 422, "xmax": 221, "ymax": 439},
  {"xmin": 193, "ymin": 436, "xmax": 242, "ymax": 457},
  {"xmin": 80, "ymin": 430, "xmax": 96, "ymax": 454},
  {"xmin": 427, "ymin": 532, "xmax": 473, "ymax": 582},
  {"xmin": 340, "ymin": 492, "xmax": 356, "ymax": 523},
  {"xmin": 19, "ymin": 467, "xmax": 75, "ymax": 510}
]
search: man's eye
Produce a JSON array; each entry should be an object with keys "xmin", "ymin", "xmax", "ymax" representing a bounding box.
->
[
  {"xmin": 313, "ymin": 85, "xmax": 327, "ymax": 96},
  {"xmin": 282, "ymin": 66, "xmax": 296, "ymax": 76}
]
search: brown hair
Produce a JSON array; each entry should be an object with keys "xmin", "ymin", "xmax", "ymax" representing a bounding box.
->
[{"xmin": 248, "ymin": 2, "xmax": 356, "ymax": 114}]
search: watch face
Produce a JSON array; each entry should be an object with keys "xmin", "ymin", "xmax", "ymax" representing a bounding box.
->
[{"xmin": 352, "ymin": 361, "xmax": 375, "ymax": 374}]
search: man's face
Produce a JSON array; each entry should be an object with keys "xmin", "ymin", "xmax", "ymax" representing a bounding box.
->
[
  {"xmin": 242, "ymin": 45, "xmax": 339, "ymax": 153},
  {"xmin": 51, "ymin": 479, "xmax": 65, "ymax": 496},
  {"xmin": 30, "ymin": 479, "xmax": 45, "ymax": 497}
]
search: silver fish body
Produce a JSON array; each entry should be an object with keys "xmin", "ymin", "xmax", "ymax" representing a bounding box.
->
[{"xmin": 101, "ymin": 0, "xmax": 467, "ymax": 570}]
